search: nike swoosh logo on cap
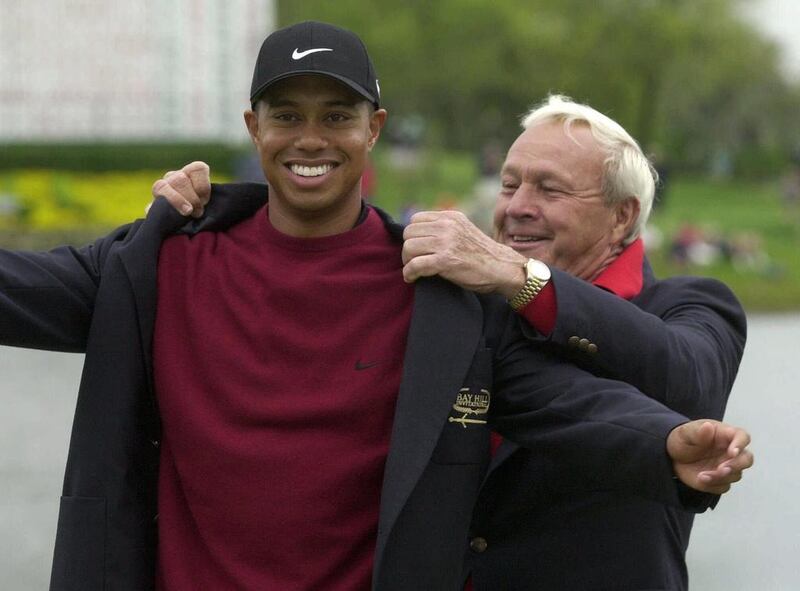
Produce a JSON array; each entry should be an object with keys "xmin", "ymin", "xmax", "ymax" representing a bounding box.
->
[{"xmin": 292, "ymin": 47, "xmax": 333, "ymax": 60}]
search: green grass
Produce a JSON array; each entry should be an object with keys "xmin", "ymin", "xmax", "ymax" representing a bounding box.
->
[{"xmin": 643, "ymin": 178, "xmax": 800, "ymax": 312}]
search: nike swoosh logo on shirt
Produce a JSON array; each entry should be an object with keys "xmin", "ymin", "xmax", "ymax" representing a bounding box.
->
[
  {"xmin": 292, "ymin": 47, "xmax": 333, "ymax": 60},
  {"xmin": 355, "ymin": 359, "xmax": 381, "ymax": 371}
]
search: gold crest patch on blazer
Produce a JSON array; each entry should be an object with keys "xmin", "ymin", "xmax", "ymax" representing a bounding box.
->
[{"xmin": 449, "ymin": 388, "xmax": 490, "ymax": 428}]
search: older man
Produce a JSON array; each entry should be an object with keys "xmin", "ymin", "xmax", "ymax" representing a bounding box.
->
[
  {"xmin": 401, "ymin": 95, "xmax": 746, "ymax": 590},
  {"xmin": 158, "ymin": 94, "xmax": 746, "ymax": 590}
]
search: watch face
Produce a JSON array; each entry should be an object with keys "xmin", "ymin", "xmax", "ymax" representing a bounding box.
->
[{"xmin": 528, "ymin": 259, "xmax": 551, "ymax": 281}]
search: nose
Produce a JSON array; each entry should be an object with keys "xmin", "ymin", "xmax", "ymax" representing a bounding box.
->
[
  {"xmin": 504, "ymin": 184, "xmax": 542, "ymax": 220},
  {"xmin": 294, "ymin": 122, "xmax": 327, "ymax": 152}
]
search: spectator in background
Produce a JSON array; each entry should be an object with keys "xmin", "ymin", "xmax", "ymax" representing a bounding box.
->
[
  {"xmin": 781, "ymin": 158, "xmax": 800, "ymax": 210},
  {"xmin": 360, "ymin": 157, "xmax": 377, "ymax": 200}
]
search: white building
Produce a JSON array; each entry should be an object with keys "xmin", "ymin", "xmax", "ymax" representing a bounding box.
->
[{"xmin": 0, "ymin": 0, "xmax": 275, "ymax": 142}]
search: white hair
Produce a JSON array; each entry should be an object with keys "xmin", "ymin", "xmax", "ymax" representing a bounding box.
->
[{"xmin": 521, "ymin": 94, "xmax": 657, "ymax": 245}]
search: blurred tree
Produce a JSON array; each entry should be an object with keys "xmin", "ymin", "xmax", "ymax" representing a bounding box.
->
[{"xmin": 277, "ymin": 0, "xmax": 800, "ymax": 176}]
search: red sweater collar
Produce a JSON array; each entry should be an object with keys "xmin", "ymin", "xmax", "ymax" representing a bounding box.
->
[{"xmin": 592, "ymin": 238, "xmax": 644, "ymax": 300}]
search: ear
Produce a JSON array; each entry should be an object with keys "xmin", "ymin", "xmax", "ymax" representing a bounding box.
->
[
  {"xmin": 367, "ymin": 108, "xmax": 388, "ymax": 151},
  {"xmin": 611, "ymin": 197, "xmax": 640, "ymax": 244},
  {"xmin": 243, "ymin": 109, "xmax": 260, "ymax": 146}
]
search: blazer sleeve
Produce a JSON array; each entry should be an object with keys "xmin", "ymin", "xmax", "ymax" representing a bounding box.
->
[
  {"xmin": 0, "ymin": 224, "xmax": 133, "ymax": 352},
  {"xmin": 522, "ymin": 267, "xmax": 746, "ymax": 420},
  {"xmin": 487, "ymin": 310, "xmax": 694, "ymax": 509}
]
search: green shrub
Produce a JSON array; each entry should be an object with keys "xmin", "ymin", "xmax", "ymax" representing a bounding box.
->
[{"xmin": 0, "ymin": 143, "xmax": 250, "ymax": 175}]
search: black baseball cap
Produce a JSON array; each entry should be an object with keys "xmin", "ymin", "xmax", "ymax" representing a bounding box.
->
[{"xmin": 250, "ymin": 21, "xmax": 380, "ymax": 109}]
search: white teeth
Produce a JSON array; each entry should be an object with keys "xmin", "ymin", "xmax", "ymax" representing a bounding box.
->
[
  {"xmin": 512, "ymin": 235, "xmax": 540, "ymax": 242},
  {"xmin": 290, "ymin": 164, "xmax": 334, "ymax": 177}
]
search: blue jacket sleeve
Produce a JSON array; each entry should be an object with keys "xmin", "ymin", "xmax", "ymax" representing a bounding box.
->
[
  {"xmin": 0, "ymin": 224, "xmax": 134, "ymax": 352},
  {"xmin": 522, "ymin": 265, "xmax": 746, "ymax": 420},
  {"xmin": 487, "ymin": 305, "xmax": 690, "ymax": 508}
]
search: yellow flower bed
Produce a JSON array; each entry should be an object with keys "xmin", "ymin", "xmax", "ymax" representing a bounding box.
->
[{"xmin": 0, "ymin": 170, "xmax": 229, "ymax": 231}]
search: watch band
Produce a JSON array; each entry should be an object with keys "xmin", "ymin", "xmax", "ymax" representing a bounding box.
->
[{"xmin": 509, "ymin": 258, "xmax": 550, "ymax": 311}]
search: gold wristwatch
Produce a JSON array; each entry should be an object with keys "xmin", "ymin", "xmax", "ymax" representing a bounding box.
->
[{"xmin": 509, "ymin": 258, "xmax": 551, "ymax": 310}]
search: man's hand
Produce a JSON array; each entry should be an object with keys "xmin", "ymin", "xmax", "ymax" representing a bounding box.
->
[
  {"xmin": 149, "ymin": 161, "xmax": 212, "ymax": 218},
  {"xmin": 668, "ymin": 420, "xmax": 753, "ymax": 495},
  {"xmin": 402, "ymin": 210, "xmax": 528, "ymax": 298}
]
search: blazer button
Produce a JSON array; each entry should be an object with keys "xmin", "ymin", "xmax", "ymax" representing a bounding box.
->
[
  {"xmin": 568, "ymin": 336, "xmax": 580, "ymax": 347},
  {"xmin": 470, "ymin": 537, "xmax": 488, "ymax": 553},
  {"xmin": 587, "ymin": 343, "xmax": 598, "ymax": 355},
  {"xmin": 578, "ymin": 338, "xmax": 590, "ymax": 351}
]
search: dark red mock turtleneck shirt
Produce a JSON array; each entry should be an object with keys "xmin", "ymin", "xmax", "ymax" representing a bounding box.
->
[{"xmin": 153, "ymin": 205, "xmax": 414, "ymax": 590}]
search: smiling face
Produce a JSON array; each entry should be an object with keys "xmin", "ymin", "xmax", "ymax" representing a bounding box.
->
[
  {"xmin": 244, "ymin": 74, "xmax": 386, "ymax": 237},
  {"xmin": 493, "ymin": 121, "xmax": 638, "ymax": 280}
]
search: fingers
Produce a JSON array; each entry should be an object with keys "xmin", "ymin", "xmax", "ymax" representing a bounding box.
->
[
  {"xmin": 692, "ymin": 420, "xmax": 717, "ymax": 446},
  {"xmin": 694, "ymin": 434, "xmax": 754, "ymax": 493},
  {"xmin": 696, "ymin": 421, "xmax": 751, "ymax": 459},
  {"xmin": 697, "ymin": 464, "xmax": 733, "ymax": 484},
  {"xmin": 670, "ymin": 419, "xmax": 754, "ymax": 496},
  {"xmin": 151, "ymin": 177, "xmax": 193, "ymax": 216},
  {"xmin": 182, "ymin": 161, "xmax": 212, "ymax": 203},
  {"xmin": 694, "ymin": 463, "xmax": 736, "ymax": 495},
  {"xmin": 402, "ymin": 253, "xmax": 441, "ymax": 283},
  {"xmin": 404, "ymin": 211, "xmax": 463, "ymax": 239},
  {"xmin": 150, "ymin": 162, "xmax": 212, "ymax": 218},
  {"xmin": 667, "ymin": 419, "xmax": 715, "ymax": 458},
  {"xmin": 695, "ymin": 481, "xmax": 732, "ymax": 496},
  {"xmin": 407, "ymin": 209, "xmax": 463, "ymax": 224},
  {"xmin": 725, "ymin": 426, "xmax": 751, "ymax": 457},
  {"xmin": 719, "ymin": 447, "xmax": 754, "ymax": 477},
  {"xmin": 401, "ymin": 212, "xmax": 463, "ymax": 282},
  {"xmin": 401, "ymin": 217, "xmax": 481, "ymax": 283},
  {"xmin": 402, "ymin": 232, "xmax": 443, "ymax": 263},
  {"xmin": 163, "ymin": 169, "xmax": 204, "ymax": 218}
]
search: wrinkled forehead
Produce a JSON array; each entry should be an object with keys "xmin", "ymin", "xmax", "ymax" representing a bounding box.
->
[{"xmin": 506, "ymin": 122, "xmax": 603, "ymax": 167}]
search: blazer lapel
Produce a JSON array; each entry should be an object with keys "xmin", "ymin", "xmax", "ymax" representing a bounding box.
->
[
  {"xmin": 373, "ymin": 276, "xmax": 483, "ymax": 573},
  {"xmin": 118, "ymin": 200, "xmax": 189, "ymax": 401},
  {"xmin": 118, "ymin": 185, "xmax": 270, "ymax": 407}
]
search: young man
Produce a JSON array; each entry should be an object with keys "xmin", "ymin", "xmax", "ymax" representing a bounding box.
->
[{"xmin": 2, "ymin": 22, "xmax": 750, "ymax": 591}]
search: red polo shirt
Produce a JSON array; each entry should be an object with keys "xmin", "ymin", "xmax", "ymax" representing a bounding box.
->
[{"xmin": 520, "ymin": 238, "xmax": 645, "ymax": 335}]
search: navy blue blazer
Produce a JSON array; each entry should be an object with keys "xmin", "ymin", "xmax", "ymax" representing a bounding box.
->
[
  {"xmin": 467, "ymin": 259, "xmax": 746, "ymax": 590},
  {"xmin": 0, "ymin": 184, "xmax": 706, "ymax": 590}
]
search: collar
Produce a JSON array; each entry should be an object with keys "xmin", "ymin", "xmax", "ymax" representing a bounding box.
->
[{"xmin": 592, "ymin": 238, "xmax": 644, "ymax": 300}]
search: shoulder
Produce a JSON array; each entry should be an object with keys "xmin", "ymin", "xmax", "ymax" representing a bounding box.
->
[
  {"xmin": 639, "ymin": 274, "xmax": 741, "ymax": 308},
  {"xmin": 637, "ymin": 274, "xmax": 746, "ymax": 337}
]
